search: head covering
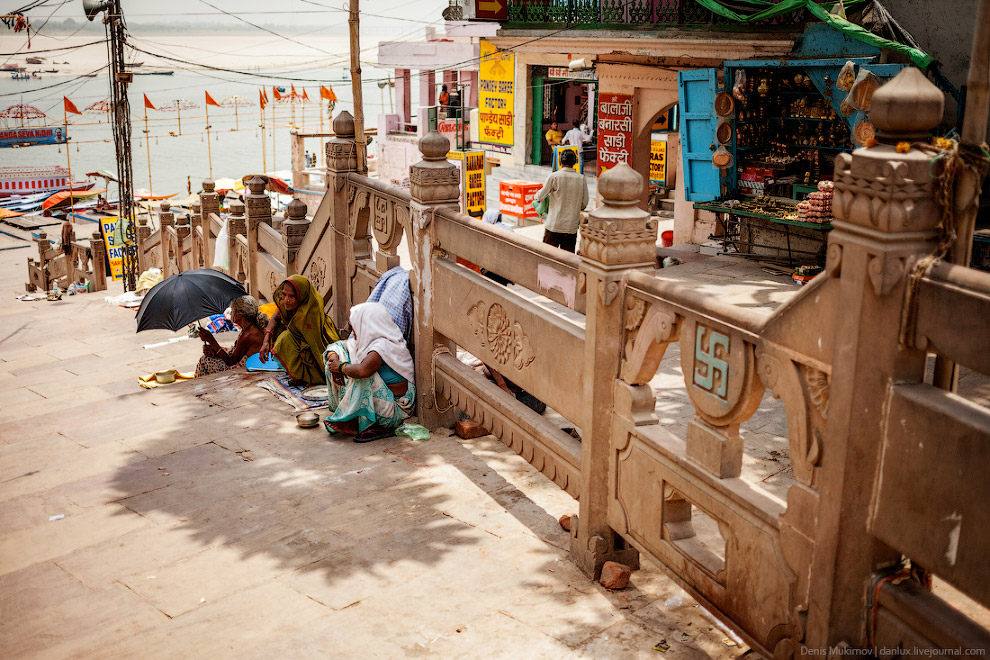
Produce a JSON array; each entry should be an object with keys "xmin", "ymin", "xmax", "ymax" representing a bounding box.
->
[
  {"xmin": 346, "ymin": 302, "xmax": 414, "ymax": 383},
  {"xmin": 481, "ymin": 208, "xmax": 514, "ymax": 232},
  {"xmin": 367, "ymin": 266, "xmax": 413, "ymax": 340},
  {"xmin": 274, "ymin": 274, "xmax": 339, "ymax": 357},
  {"xmin": 229, "ymin": 295, "xmax": 268, "ymax": 330}
]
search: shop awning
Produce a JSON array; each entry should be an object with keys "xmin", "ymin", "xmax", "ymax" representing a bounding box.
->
[{"xmin": 690, "ymin": 0, "xmax": 936, "ymax": 70}]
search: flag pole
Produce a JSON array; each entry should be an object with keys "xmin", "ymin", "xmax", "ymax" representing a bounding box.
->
[
  {"xmin": 271, "ymin": 93, "xmax": 276, "ymax": 175},
  {"xmin": 144, "ymin": 103, "xmax": 153, "ymax": 198},
  {"xmin": 319, "ymin": 95, "xmax": 324, "ymax": 170},
  {"xmin": 64, "ymin": 105, "xmax": 73, "ymax": 197},
  {"xmin": 177, "ymin": 104, "xmax": 182, "ymax": 135},
  {"xmin": 206, "ymin": 101, "xmax": 213, "ymax": 178},
  {"xmin": 234, "ymin": 99, "xmax": 239, "ymax": 131},
  {"xmin": 260, "ymin": 96, "xmax": 267, "ymax": 174}
]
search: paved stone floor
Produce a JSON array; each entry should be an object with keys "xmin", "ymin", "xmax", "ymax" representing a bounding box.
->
[{"xmin": 0, "ymin": 225, "xmax": 761, "ymax": 658}]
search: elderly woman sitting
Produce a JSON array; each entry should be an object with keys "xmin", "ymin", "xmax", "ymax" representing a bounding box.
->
[
  {"xmin": 323, "ymin": 302, "xmax": 415, "ymax": 442},
  {"xmin": 195, "ymin": 295, "xmax": 268, "ymax": 377},
  {"xmin": 260, "ymin": 275, "xmax": 339, "ymax": 385}
]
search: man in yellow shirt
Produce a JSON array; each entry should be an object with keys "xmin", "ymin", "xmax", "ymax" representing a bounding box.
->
[{"xmin": 544, "ymin": 121, "xmax": 563, "ymax": 148}]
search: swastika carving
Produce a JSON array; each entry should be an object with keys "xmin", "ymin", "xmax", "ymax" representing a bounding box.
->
[{"xmin": 694, "ymin": 325, "xmax": 729, "ymax": 399}]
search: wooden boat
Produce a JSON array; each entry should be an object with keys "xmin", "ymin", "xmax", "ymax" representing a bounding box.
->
[
  {"xmin": 10, "ymin": 73, "xmax": 30, "ymax": 80},
  {"xmin": 25, "ymin": 57, "xmax": 43, "ymax": 65},
  {"xmin": 133, "ymin": 70, "xmax": 174, "ymax": 76}
]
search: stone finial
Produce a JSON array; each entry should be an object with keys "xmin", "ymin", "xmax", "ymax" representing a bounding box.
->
[
  {"xmin": 598, "ymin": 163, "xmax": 643, "ymax": 208},
  {"xmin": 247, "ymin": 176, "xmax": 266, "ymax": 195},
  {"xmin": 176, "ymin": 213, "xmax": 190, "ymax": 226},
  {"xmin": 870, "ymin": 67, "xmax": 944, "ymax": 144},
  {"xmin": 228, "ymin": 199, "xmax": 247, "ymax": 235},
  {"xmin": 419, "ymin": 130, "xmax": 451, "ymax": 161},
  {"xmin": 580, "ymin": 163, "xmax": 656, "ymax": 268},
  {"xmin": 202, "ymin": 178, "xmax": 216, "ymax": 193},
  {"xmin": 282, "ymin": 198, "xmax": 310, "ymax": 262},
  {"xmin": 286, "ymin": 198, "xmax": 307, "ymax": 221},
  {"xmin": 160, "ymin": 201, "xmax": 171, "ymax": 213},
  {"xmin": 333, "ymin": 111, "xmax": 355, "ymax": 138},
  {"xmin": 409, "ymin": 130, "xmax": 459, "ymax": 206}
]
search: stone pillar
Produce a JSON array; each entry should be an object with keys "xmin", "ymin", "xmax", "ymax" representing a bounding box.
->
[
  {"xmin": 245, "ymin": 176, "xmax": 271, "ymax": 297},
  {"xmin": 65, "ymin": 227, "xmax": 76, "ymax": 286},
  {"xmin": 158, "ymin": 201, "xmax": 175, "ymax": 275},
  {"xmin": 227, "ymin": 199, "xmax": 246, "ymax": 281},
  {"xmin": 572, "ymin": 163, "xmax": 656, "ymax": 579},
  {"xmin": 325, "ymin": 111, "xmax": 359, "ymax": 326},
  {"xmin": 190, "ymin": 201, "xmax": 202, "ymax": 268},
  {"xmin": 804, "ymin": 68, "xmax": 942, "ymax": 650},
  {"xmin": 89, "ymin": 231, "xmax": 107, "ymax": 291},
  {"xmin": 136, "ymin": 215, "xmax": 151, "ymax": 273},
  {"xmin": 409, "ymin": 130, "xmax": 461, "ymax": 430},
  {"xmin": 174, "ymin": 208, "xmax": 190, "ymax": 273},
  {"xmin": 282, "ymin": 198, "xmax": 310, "ymax": 276},
  {"xmin": 199, "ymin": 178, "xmax": 220, "ymax": 270}
]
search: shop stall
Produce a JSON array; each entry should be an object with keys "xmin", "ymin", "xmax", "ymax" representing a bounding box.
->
[{"xmin": 679, "ymin": 51, "xmax": 911, "ymax": 266}]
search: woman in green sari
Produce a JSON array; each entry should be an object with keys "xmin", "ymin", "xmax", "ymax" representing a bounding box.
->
[{"xmin": 259, "ymin": 275, "xmax": 339, "ymax": 385}]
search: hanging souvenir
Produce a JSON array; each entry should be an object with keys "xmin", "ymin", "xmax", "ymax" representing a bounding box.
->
[
  {"xmin": 732, "ymin": 69, "xmax": 747, "ymax": 101},
  {"xmin": 837, "ymin": 61, "xmax": 856, "ymax": 91}
]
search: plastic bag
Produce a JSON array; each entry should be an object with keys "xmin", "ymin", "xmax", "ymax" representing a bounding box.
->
[
  {"xmin": 212, "ymin": 217, "xmax": 230, "ymax": 270},
  {"xmin": 531, "ymin": 195, "xmax": 549, "ymax": 218},
  {"xmin": 837, "ymin": 61, "xmax": 856, "ymax": 91},
  {"xmin": 395, "ymin": 422, "xmax": 430, "ymax": 441},
  {"xmin": 732, "ymin": 69, "xmax": 747, "ymax": 101}
]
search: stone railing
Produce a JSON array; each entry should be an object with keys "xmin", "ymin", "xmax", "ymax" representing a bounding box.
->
[
  {"xmin": 183, "ymin": 85, "xmax": 989, "ymax": 657},
  {"xmin": 25, "ymin": 228, "xmax": 107, "ymax": 293}
]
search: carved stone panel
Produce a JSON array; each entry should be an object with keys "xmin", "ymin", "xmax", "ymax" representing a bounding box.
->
[
  {"xmin": 680, "ymin": 318, "xmax": 764, "ymax": 427},
  {"xmin": 621, "ymin": 296, "xmax": 679, "ymax": 385}
]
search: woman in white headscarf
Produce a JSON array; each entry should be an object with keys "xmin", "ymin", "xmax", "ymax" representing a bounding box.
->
[{"xmin": 323, "ymin": 302, "xmax": 416, "ymax": 442}]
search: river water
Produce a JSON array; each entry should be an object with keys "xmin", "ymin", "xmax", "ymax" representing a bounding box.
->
[{"xmin": 1, "ymin": 59, "xmax": 406, "ymax": 197}]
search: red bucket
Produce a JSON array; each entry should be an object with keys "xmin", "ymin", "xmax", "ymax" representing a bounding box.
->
[{"xmin": 661, "ymin": 230, "xmax": 674, "ymax": 248}]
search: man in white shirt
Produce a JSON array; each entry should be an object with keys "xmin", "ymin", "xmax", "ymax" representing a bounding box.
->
[
  {"xmin": 562, "ymin": 119, "xmax": 593, "ymax": 146},
  {"xmin": 533, "ymin": 149, "xmax": 590, "ymax": 253}
]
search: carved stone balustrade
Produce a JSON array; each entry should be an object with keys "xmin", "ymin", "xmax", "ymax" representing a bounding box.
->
[{"xmin": 282, "ymin": 198, "xmax": 309, "ymax": 268}]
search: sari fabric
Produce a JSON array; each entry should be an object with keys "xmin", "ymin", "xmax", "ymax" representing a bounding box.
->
[
  {"xmin": 323, "ymin": 342, "xmax": 415, "ymax": 433},
  {"xmin": 272, "ymin": 275, "xmax": 339, "ymax": 385}
]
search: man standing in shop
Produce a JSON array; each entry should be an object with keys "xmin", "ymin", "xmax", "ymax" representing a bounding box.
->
[
  {"xmin": 562, "ymin": 119, "xmax": 593, "ymax": 146},
  {"xmin": 533, "ymin": 149, "xmax": 589, "ymax": 253}
]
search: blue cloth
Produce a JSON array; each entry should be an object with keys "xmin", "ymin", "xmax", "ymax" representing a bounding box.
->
[
  {"xmin": 367, "ymin": 266, "xmax": 413, "ymax": 341},
  {"xmin": 206, "ymin": 314, "xmax": 236, "ymax": 333},
  {"xmin": 377, "ymin": 362, "xmax": 405, "ymax": 385}
]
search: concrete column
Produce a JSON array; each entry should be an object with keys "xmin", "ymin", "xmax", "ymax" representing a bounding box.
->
[
  {"xmin": 462, "ymin": 69, "xmax": 479, "ymax": 109},
  {"xmin": 572, "ymin": 163, "xmax": 657, "ymax": 579},
  {"xmin": 89, "ymin": 231, "xmax": 107, "ymax": 291},
  {"xmin": 290, "ymin": 131, "xmax": 306, "ymax": 190},
  {"xmin": 419, "ymin": 69, "xmax": 436, "ymax": 108},
  {"xmin": 804, "ymin": 68, "xmax": 943, "ymax": 649},
  {"xmin": 325, "ymin": 111, "xmax": 359, "ymax": 327},
  {"xmin": 395, "ymin": 68, "xmax": 412, "ymax": 126},
  {"xmin": 408, "ymin": 130, "xmax": 461, "ymax": 430}
]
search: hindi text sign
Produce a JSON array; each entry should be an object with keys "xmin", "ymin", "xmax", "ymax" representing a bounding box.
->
[
  {"xmin": 478, "ymin": 40, "xmax": 514, "ymax": 149},
  {"xmin": 596, "ymin": 93, "xmax": 633, "ymax": 176}
]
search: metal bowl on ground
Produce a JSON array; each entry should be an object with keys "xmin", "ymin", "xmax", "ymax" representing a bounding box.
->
[
  {"xmin": 296, "ymin": 412, "xmax": 320, "ymax": 428},
  {"xmin": 155, "ymin": 370, "xmax": 176, "ymax": 384}
]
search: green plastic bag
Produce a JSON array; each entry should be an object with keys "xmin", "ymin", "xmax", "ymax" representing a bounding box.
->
[
  {"xmin": 395, "ymin": 422, "xmax": 430, "ymax": 441},
  {"xmin": 532, "ymin": 195, "xmax": 549, "ymax": 218}
]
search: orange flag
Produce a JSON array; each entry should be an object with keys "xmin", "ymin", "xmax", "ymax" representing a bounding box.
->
[
  {"xmin": 259, "ymin": 89, "xmax": 267, "ymax": 110},
  {"xmin": 273, "ymin": 86, "xmax": 282, "ymax": 101},
  {"xmin": 302, "ymin": 88, "xmax": 310, "ymax": 102},
  {"xmin": 291, "ymin": 84, "xmax": 297, "ymax": 97},
  {"xmin": 320, "ymin": 85, "xmax": 337, "ymax": 102},
  {"xmin": 143, "ymin": 94, "xmax": 156, "ymax": 111},
  {"xmin": 63, "ymin": 96, "xmax": 81, "ymax": 115},
  {"xmin": 205, "ymin": 91, "xmax": 220, "ymax": 107}
]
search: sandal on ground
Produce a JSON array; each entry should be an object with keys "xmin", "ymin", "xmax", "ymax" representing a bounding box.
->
[{"xmin": 353, "ymin": 427, "xmax": 393, "ymax": 443}]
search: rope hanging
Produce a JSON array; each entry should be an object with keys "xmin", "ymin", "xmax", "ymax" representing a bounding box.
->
[{"xmin": 899, "ymin": 137, "xmax": 990, "ymax": 347}]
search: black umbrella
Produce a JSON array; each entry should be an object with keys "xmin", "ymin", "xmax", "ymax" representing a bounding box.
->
[{"xmin": 135, "ymin": 269, "xmax": 247, "ymax": 332}]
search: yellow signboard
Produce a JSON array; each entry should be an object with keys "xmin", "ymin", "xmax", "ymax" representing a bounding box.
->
[
  {"xmin": 552, "ymin": 145, "xmax": 581, "ymax": 173},
  {"xmin": 100, "ymin": 217, "xmax": 127, "ymax": 281},
  {"xmin": 650, "ymin": 140, "xmax": 667, "ymax": 184},
  {"xmin": 478, "ymin": 40, "xmax": 514, "ymax": 148},
  {"xmin": 447, "ymin": 150, "xmax": 486, "ymax": 218}
]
